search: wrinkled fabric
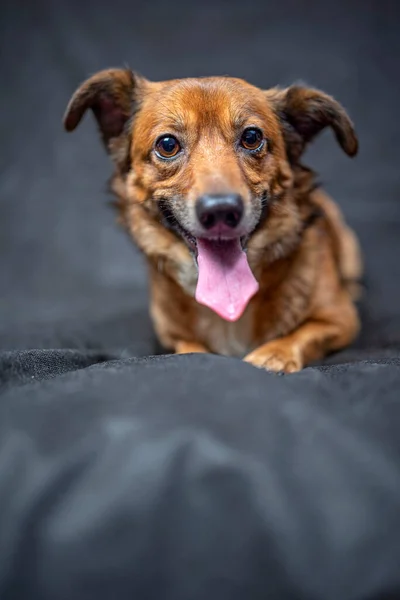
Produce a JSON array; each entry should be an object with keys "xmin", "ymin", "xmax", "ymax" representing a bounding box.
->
[
  {"xmin": 1, "ymin": 0, "xmax": 400, "ymax": 598},
  {"xmin": 1, "ymin": 353, "xmax": 400, "ymax": 600}
]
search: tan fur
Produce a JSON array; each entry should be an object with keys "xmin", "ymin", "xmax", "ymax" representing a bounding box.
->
[{"xmin": 64, "ymin": 69, "xmax": 362, "ymax": 372}]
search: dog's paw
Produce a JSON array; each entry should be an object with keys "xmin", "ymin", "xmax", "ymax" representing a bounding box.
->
[
  {"xmin": 175, "ymin": 341, "xmax": 209, "ymax": 354},
  {"xmin": 243, "ymin": 342, "xmax": 302, "ymax": 373}
]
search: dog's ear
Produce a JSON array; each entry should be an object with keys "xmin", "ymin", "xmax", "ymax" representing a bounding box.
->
[
  {"xmin": 267, "ymin": 85, "xmax": 358, "ymax": 162},
  {"xmin": 63, "ymin": 68, "xmax": 140, "ymax": 168}
]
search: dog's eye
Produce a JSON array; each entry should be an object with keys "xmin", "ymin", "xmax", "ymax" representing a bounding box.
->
[
  {"xmin": 155, "ymin": 135, "xmax": 181, "ymax": 159},
  {"xmin": 240, "ymin": 128, "xmax": 264, "ymax": 151}
]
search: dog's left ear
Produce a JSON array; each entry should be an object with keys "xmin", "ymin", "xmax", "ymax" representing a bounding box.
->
[
  {"xmin": 267, "ymin": 85, "xmax": 358, "ymax": 162},
  {"xmin": 63, "ymin": 68, "xmax": 142, "ymax": 169}
]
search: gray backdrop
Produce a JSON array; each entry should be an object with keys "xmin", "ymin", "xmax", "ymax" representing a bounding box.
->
[{"xmin": 1, "ymin": 0, "xmax": 400, "ymax": 357}]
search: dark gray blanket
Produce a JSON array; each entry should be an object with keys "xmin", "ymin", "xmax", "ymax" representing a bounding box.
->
[{"xmin": 1, "ymin": 0, "xmax": 400, "ymax": 598}]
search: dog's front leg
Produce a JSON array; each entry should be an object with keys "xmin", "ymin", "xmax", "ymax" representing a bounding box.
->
[
  {"xmin": 244, "ymin": 297, "xmax": 359, "ymax": 373},
  {"xmin": 175, "ymin": 341, "xmax": 209, "ymax": 355}
]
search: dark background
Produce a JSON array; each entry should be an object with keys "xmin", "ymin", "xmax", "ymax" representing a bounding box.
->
[
  {"xmin": 2, "ymin": 3, "xmax": 400, "ymax": 599},
  {"xmin": 1, "ymin": 0, "xmax": 400, "ymax": 357}
]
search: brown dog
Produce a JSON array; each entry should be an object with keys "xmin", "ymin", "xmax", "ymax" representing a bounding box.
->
[{"xmin": 64, "ymin": 69, "xmax": 362, "ymax": 372}]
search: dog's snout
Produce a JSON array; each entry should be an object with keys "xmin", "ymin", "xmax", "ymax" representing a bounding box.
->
[{"xmin": 196, "ymin": 194, "xmax": 244, "ymax": 230}]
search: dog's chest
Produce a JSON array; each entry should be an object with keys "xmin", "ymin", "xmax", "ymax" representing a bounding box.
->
[{"xmin": 196, "ymin": 305, "xmax": 255, "ymax": 358}]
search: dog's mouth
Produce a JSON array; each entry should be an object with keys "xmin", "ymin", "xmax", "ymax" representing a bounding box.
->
[{"xmin": 159, "ymin": 202, "xmax": 260, "ymax": 321}]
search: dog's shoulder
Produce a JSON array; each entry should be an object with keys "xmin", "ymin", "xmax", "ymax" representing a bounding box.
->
[{"xmin": 310, "ymin": 189, "xmax": 363, "ymax": 297}]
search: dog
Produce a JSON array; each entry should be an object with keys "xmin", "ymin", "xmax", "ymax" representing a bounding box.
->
[{"xmin": 64, "ymin": 69, "xmax": 362, "ymax": 372}]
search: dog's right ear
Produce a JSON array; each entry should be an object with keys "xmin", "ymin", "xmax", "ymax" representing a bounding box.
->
[
  {"xmin": 63, "ymin": 68, "xmax": 140, "ymax": 168},
  {"xmin": 267, "ymin": 85, "xmax": 358, "ymax": 163}
]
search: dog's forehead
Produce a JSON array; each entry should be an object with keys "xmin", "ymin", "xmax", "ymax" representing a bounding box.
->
[{"xmin": 138, "ymin": 77, "xmax": 276, "ymax": 132}]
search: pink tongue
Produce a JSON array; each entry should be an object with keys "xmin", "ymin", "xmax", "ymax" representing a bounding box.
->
[{"xmin": 195, "ymin": 238, "xmax": 259, "ymax": 321}]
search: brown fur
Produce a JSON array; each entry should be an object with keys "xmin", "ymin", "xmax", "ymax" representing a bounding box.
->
[{"xmin": 64, "ymin": 69, "xmax": 362, "ymax": 372}]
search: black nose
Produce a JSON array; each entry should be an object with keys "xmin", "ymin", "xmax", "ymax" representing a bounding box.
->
[{"xmin": 196, "ymin": 194, "xmax": 244, "ymax": 230}]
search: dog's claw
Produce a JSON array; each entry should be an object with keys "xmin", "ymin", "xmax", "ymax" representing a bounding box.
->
[{"xmin": 243, "ymin": 342, "xmax": 302, "ymax": 373}]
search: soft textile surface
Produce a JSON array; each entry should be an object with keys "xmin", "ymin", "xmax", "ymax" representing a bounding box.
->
[{"xmin": 1, "ymin": 0, "xmax": 400, "ymax": 598}]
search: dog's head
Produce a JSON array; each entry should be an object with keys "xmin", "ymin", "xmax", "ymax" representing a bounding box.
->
[{"xmin": 64, "ymin": 70, "xmax": 357, "ymax": 320}]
